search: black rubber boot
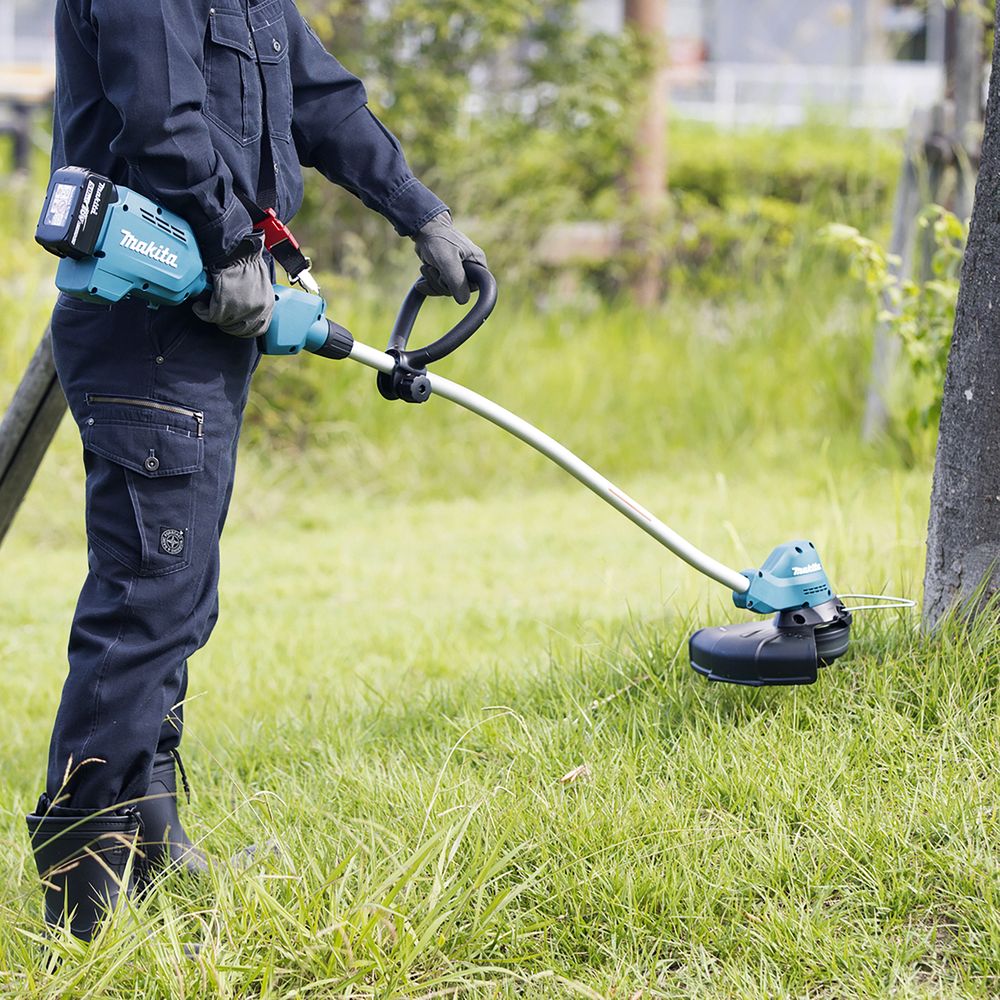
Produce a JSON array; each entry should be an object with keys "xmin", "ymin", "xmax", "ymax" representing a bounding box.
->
[
  {"xmin": 26, "ymin": 798, "xmax": 143, "ymax": 942},
  {"xmin": 137, "ymin": 750, "xmax": 208, "ymax": 879}
]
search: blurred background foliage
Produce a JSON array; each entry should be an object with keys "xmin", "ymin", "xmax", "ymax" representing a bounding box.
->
[
  {"xmin": 822, "ymin": 206, "xmax": 966, "ymax": 443},
  {"xmin": 0, "ymin": 0, "xmax": 912, "ymax": 470},
  {"xmin": 294, "ymin": 0, "xmax": 646, "ymax": 286},
  {"xmin": 226, "ymin": 0, "xmax": 904, "ymax": 464},
  {"xmin": 290, "ymin": 0, "xmax": 900, "ymax": 294}
]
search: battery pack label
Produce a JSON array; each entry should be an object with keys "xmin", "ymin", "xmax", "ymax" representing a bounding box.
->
[{"xmin": 44, "ymin": 183, "xmax": 77, "ymax": 230}]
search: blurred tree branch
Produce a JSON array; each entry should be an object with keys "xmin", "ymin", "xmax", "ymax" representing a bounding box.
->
[{"xmin": 624, "ymin": 0, "xmax": 667, "ymax": 306}]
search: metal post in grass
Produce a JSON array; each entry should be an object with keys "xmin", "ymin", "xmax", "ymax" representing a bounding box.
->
[
  {"xmin": 949, "ymin": 0, "xmax": 986, "ymax": 222},
  {"xmin": 923, "ymin": 23, "xmax": 1000, "ymax": 627},
  {"xmin": 0, "ymin": 328, "xmax": 67, "ymax": 546},
  {"xmin": 861, "ymin": 108, "xmax": 928, "ymax": 443},
  {"xmin": 864, "ymin": 11, "xmax": 987, "ymax": 445}
]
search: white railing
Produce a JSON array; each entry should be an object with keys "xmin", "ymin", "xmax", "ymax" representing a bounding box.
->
[{"xmin": 668, "ymin": 61, "xmax": 946, "ymax": 129}]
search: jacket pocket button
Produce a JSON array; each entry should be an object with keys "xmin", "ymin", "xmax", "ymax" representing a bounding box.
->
[
  {"xmin": 272, "ymin": 38, "xmax": 281, "ymax": 51},
  {"xmin": 144, "ymin": 454, "xmax": 160, "ymax": 473}
]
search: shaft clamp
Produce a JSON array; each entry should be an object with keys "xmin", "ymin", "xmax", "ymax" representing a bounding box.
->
[{"xmin": 377, "ymin": 350, "xmax": 432, "ymax": 404}]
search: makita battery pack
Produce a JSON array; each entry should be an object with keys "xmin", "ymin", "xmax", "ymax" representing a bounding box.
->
[{"xmin": 36, "ymin": 166, "xmax": 118, "ymax": 260}]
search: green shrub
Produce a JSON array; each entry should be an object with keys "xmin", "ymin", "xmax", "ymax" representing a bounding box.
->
[
  {"xmin": 664, "ymin": 193, "xmax": 803, "ymax": 295},
  {"xmin": 820, "ymin": 208, "xmax": 965, "ymax": 457},
  {"xmin": 669, "ymin": 122, "xmax": 900, "ymax": 215},
  {"xmin": 289, "ymin": 3, "xmax": 901, "ymax": 295},
  {"xmin": 292, "ymin": 0, "xmax": 644, "ymax": 283}
]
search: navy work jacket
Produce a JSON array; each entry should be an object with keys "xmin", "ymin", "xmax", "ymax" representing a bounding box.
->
[{"xmin": 53, "ymin": 0, "xmax": 446, "ymax": 266}]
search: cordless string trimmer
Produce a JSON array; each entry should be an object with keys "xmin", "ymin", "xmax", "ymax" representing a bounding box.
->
[{"xmin": 35, "ymin": 166, "xmax": 856, "ymax": 686}]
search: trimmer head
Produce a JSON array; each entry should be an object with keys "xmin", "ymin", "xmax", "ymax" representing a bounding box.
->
[
  {"xmin": 689, "ymin": 540, "xmax": 852, "ymax": 686},
  {"xmin": 689, "ymin": 598, "xmax": 852, "ymax": 686}
]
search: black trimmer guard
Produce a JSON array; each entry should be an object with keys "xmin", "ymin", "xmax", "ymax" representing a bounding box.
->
[{"xmin": 689, "ymin": 599, "xmax": 852, "ymax": 686}]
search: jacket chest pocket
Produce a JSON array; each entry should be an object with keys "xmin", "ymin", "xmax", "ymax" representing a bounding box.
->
[
  {"xmin": 204, "ymin": 6, "xmax": 262, "ymax": 146},
  {"xmin": 252, "ymin": 6, "xmax": 292, "ymax": 143}
]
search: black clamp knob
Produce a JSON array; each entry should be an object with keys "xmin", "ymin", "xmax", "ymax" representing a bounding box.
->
[{"xmin": 377, "ymin": 350, "xmax": 432, "ymax": 404}]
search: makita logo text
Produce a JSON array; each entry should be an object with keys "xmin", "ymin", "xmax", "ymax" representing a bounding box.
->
[
  {"xmin": 75, "ymin": 181, "xmax": 95, "ymax": 236},
  {"xmin": 90, "ymin": 182, "xmax": 105, "ymax": 220},
  {"xmin": 71, "ymin": 180, "xmax": 96, "ymax": 245},
  {"xmin": 791, "ymin": 562, "xmax": 822, "ymax": 577},
  {"xmin": 119, "ymin": 229, "xmax": 179, "ymax": 269}
]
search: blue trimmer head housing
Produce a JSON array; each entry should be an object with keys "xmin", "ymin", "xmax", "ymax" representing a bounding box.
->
[{"xmin": 689, "ymin": 541, "xmax": 852, "ymax": 686}]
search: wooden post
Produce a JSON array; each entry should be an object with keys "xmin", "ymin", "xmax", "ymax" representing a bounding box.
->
[
  {"xmin": 624, "ymin": 0, "xmax": 668, "ymax": 307},
  {"xmin": 0, "ymin": 329, "xmax": 67, "ymax": 547},
  {"xmin": 12, "ymin": 101, "xmax": 31, "ymax": 173},
  {"xmin": 862, "ymin": 19, "xmax": 987, "ymax": 445},
  {"xmin": 333, "ymin": 0, "xmax": 365, "ymax": 53}
]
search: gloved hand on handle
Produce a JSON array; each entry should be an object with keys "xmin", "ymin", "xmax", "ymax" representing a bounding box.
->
[
  {"xmin": 412, "ymin": 211, "xmax": 488, "ymax": 305},
  {"xmin": 192, "ymin": 232, "xmax": 275, "ymax": 339}
]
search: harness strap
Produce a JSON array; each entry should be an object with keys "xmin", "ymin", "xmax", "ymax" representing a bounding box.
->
[{"xmin": 236, "ymin": 192, "xmax": 313, "ymax": 282}]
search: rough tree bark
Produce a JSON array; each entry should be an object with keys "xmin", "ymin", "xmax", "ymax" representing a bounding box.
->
[
  {"xmin": 624, "ymin": 0, "xmax": 667, "ymax": 307},
  {"xmin": 923, "ymin": 25, "xmax": 1000, "ymax": 628}
]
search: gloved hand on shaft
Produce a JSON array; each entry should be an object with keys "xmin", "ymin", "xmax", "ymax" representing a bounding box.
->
[
  {"xmin": 412, "ymin": 211, "xmax": 487, "ymax": 305},
  {"xmin": 193, "ymin": 232, "xmax": 275, "ymax": 339}
]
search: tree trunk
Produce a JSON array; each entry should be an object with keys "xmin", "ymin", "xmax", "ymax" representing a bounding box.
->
[
  {"xmin": 624, "ymin": 0, "xmax": 667, "ymax": 307},
  {"xmin": 923, "ymin": 26, "xmax": 1000, "ymax": 628}
]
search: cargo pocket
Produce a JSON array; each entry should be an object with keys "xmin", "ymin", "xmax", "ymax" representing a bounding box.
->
[
  {"xmin": 203, "ymin": 6, "xmax": 262, "ymax": 145},
  {"xmin": 253, "ymin": 5, "xmax": 292, "ymax": 142},
  {"xmin": 82, "ymin": 396, "xmax": 205, "ymax": 578}
]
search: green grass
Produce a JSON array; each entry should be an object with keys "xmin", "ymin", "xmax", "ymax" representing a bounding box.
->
[
  {"xmin": 1, "ymin": 179, "xmax": 998, "ymax": 997},
  {"xmin": 5, "ymin": 453, "xmax": 998, "ymax": 997}
]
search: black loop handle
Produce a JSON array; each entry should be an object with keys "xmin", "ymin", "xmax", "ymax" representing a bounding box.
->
[{"xmin": 387, "ymin": 261, "xmax": 497, "ymax": 369}]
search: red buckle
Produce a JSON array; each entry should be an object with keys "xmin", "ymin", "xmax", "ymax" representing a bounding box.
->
[{"xmin": 253, "ymin": 207, "xmax": 301, "ymax": 252}]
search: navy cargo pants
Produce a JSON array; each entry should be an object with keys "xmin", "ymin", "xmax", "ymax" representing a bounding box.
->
[{"xmin": 47, "ymin": 294, "xmax": 258, "ymax": 809}]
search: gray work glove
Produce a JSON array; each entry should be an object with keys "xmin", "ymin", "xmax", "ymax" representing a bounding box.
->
[
  {"xmin": 192, "ymin": 232, "xmax": 275, "ymax": 339},
  {"xmin": 412, "ymin": 211, "xmax": 488, "ymax": 305}
]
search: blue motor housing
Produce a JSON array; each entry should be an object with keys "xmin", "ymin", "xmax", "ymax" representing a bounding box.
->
[
  {"xmin": 690, "ymin": 541, "xmax": 850, "ymax": 687},
  {"xmin": 55, "ymin": 192, "xmax": 209, "ymax": 306},
  {"xmin": 733, "ymin": 539, "xmax": 835, "ymax": 615}
]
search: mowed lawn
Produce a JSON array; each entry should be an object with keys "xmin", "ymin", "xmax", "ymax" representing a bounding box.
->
[{"xmin": 1, "ymin": 274, "xmax": 998, "ymax": 996}]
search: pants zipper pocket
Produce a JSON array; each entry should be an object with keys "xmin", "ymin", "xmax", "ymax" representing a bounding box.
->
[{"xmin": 86, "ymin": 395, "xmax": 205, "ymax": 438}]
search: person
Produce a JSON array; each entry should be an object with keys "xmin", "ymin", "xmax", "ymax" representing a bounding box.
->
[{"xmin": 27, "ymin": 0, "xmax": 487, "ymax": 942}]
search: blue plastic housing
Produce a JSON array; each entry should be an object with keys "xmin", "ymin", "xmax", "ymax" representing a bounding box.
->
[
  {"xmin": 55, "ymin": 187, "xmax": 208, "ymax": 306},
  {"xmin": 260, "ymin": 286, "xmax": 330, "ymax": 355},
  {"xmin": 45, "ymin": 173, "xmax": 337, "ymax": 356},
  {"xmin": 733, "ymin": 540, "xmax": 835, "ymax": 615}
]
